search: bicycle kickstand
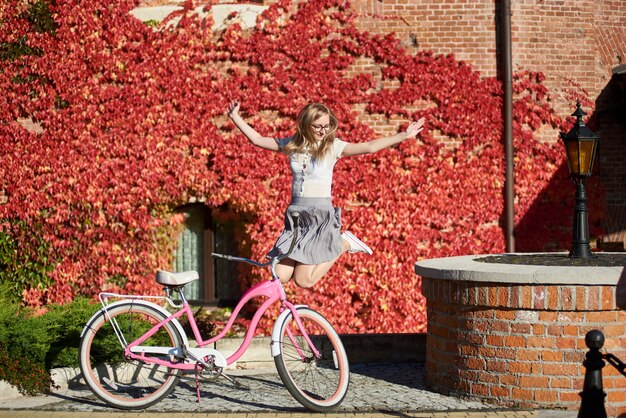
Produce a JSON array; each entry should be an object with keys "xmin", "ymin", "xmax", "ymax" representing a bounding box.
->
[
  {"xmin": 194, "ymin": 363, "xmax": 202, "ymax": 403},
  {"xmin": 185, "ymin": 348, "xmax": 242, "ymax": 392}
]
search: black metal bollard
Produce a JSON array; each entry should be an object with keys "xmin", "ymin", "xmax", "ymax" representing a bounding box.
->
[{"xmin": 578, "ymin": 330, "xmax": 607, "ymax": 418}]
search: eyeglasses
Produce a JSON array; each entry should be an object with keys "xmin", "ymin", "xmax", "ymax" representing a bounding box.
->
[{"xmin": 311, "ymin": 124, "xmax": 331, "ymax": 132}]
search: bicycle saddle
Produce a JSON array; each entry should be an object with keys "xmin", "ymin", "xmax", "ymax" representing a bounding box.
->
[{"xmin": 156, "ymin": 270, "xmax": 199, "ymax": 286}]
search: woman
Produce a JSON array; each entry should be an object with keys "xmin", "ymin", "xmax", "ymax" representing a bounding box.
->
[{"xmin": 228, "ymin": 101, "xmax": 425, "ymax": 288}]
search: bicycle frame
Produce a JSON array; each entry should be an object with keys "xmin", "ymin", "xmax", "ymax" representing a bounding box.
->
[{"xmin": 103, "ymin": 277, "xmax": 320, "ymax": 371}]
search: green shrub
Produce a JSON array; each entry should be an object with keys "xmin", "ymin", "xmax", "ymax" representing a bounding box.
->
[
  {"xmin": 0, "ymin": 291, "xmax": 243, "ymax": 396},
  {"xmin": 0, "ymin": 348, "xmax": 54, "ymax": 396},
  {"xmin": 0, "ymin": 289, "xmax": 99, "ymax": 395},
  {"xmin": 0, "ymin": 299, "xmax": 53, "ymax": 395},
  {"xmin": 41, "ymin": 298, "xmax": 100, "ymax": 369}
]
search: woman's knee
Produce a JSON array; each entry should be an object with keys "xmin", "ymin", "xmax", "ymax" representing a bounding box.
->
[
  {"xmin": 294, "ymin": 275, "xmax": 317, "ymax": 288},
  {"xmin": 292, "ymin": 261, "xmax": 337, "ymax": 288},
  {"xmin": 276, "ymin": 260, "xmax": 295, "ymax": 283},
  {"xmin": 292, "ymin": 263, "xmax": 311, "ymax": 287}
]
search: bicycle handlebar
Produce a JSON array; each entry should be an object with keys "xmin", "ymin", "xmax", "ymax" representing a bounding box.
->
[{"xmin": 211, "ymin": 212, "xmax": 300, "ymax": 268}]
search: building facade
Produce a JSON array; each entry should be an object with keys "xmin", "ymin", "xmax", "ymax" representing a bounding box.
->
[{"xmin": 139, "ymin": 0, "xmax": 626, "ymax": 302}]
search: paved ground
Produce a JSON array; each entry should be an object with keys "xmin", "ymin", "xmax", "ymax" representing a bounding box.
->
[{"xmin": 0, "ymin": 362, "xmax": 576, "ymax": 418}]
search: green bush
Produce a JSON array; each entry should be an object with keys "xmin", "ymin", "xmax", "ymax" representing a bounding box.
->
[
  {"xmin": 40, "ymin": 298, "xmax": 101, "ymax": 369},
  {"xmin": 0, "ymin": 300, "xmax": 54, "ymax": 395},
  {"xmin": 0, "ymin": 288, "xmax": 241, "ymax": 396},
  {"xmin": 0, "ymin": 289, "xmax": 99, "ymax": 395},
  {"xmin": 0, "ymin": 348, "xmax": 54, "ymax": 396}
]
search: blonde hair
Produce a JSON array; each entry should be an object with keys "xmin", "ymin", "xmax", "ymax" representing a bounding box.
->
[{"xmin": 283, "ymin": 103, "xmax": 338, "ymax": 160}]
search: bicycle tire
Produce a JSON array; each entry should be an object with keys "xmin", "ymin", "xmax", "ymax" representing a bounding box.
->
[
  {"xmin": 274, "ymin": 307, "xmax": 350, "ymax": 412},
  {"xmin": 79, "ymin": 301, "xmax": 183, "ymax": 409}
]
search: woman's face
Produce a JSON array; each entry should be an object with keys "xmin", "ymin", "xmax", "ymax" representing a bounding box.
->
[{"xmin": 309, "ymin": 114, "xmax": 330, "ymax": 142}]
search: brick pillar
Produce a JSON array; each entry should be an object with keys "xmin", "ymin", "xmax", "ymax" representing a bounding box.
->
[{"xmin": 416, "ymin": 255, "xmax": 626, "ymax": 417}]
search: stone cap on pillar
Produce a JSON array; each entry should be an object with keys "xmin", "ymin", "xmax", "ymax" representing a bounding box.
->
[{"xmin": 414, "ymin": 253, "xmax": 625, "ymax": 285}]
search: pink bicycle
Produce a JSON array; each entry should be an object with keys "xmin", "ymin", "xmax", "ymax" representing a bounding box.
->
[{"xmin": 79, "ymin": 213, "xmax": 350, "ymax": 412}]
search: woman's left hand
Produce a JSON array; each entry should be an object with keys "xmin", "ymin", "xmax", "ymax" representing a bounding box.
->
[{"xmin": 404, "ymin": 117, "xmax": 426, "ymax": 139}]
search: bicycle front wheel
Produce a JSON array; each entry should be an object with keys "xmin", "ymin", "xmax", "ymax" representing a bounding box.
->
[
  {"xmin": 274, "ymin": 307, "xmax": 350, "ymax": 412},
  {"xmin": 79, "ymin": 302, "xmax": 183, "ymax": 409}
]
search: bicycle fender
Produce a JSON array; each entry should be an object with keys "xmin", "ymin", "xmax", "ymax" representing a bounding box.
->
[
  {"xmin": 80, "ymin": 299, "xmax": 189, "ymax": 347},
  {"xmin": 270, "ymin": 304, "xmax": 308, "ymax": 357}
]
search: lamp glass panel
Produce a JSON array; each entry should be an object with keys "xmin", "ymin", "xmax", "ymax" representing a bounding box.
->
[
  {"xmin": 565, "ymin": 141, "xmax": 580, "ymax": 174},
  {"xmin": 578, "ymin": 140, "xmax": 596, "ymax": 175}
]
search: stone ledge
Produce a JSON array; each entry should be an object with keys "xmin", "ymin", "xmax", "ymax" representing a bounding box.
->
[
  {"xmin": 215, "ymin": 332, "xmax": 425, "ymax": 367},
  {"xmin": 477, "ymin": 253, "xmax": 626, "ymax": 267},
  {"xmin": 415, "ymin": 253, "xmax": 625, "ymax": 285}
]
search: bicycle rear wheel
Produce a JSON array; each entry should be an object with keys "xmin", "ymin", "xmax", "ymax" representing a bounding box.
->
[
  {"xmin": 79, "ymin": 302, "xmax": 183, "ymax": 409},
  {"xmin": 274, "ymin": 307, "xmax": 350, "ymax": 412}
]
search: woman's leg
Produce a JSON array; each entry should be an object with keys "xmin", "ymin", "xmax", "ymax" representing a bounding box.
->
[
  {"xmin": 292, "ymin": 239, "xmax": 350, "ymax": 288},
  {"xmin": 275, "ymin": 258, "xmax": 296, "ymax": 283}
]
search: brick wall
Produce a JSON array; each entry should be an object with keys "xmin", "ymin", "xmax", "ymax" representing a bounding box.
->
[
  {"xmin": 348, "ymin": 0, "xmax": 625, "ymax": 107},
  {"xmin": 347, "ymin": 0, "xmax": 626, "ymax": 239},
  {"xmin": 422, "ymin": 276, "xmax": 626, "ymax": 416}
]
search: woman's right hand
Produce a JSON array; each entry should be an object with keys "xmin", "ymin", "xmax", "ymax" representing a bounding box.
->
[
  {"xmin": 227, "ymin": 100, "xmax": 240, "ymax": 118},
  {"xmin": 404, "ymin": 117, "xmax": 426, "ymax": 139}
]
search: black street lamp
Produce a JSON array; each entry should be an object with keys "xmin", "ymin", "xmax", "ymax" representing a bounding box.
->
[{"xmin": 559, "ymin": 102, "xmax": 599, "ymax": 259}]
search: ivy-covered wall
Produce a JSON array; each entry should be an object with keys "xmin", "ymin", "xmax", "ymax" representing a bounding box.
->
[{"xmin": 0, "ymin": 0, "xmax": 605, "ymax": 333}]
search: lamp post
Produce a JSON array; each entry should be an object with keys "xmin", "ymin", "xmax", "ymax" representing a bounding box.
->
[{"xmin": 559, "ymin": 102, "xmax": 599, "ymax": 259}]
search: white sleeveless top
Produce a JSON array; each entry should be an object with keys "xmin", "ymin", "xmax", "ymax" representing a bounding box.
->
[{"xmin": 277, "ymin": 137, "xmax": 348, "ymax": 198}]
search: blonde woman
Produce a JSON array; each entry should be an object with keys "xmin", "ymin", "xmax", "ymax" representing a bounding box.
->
[{"xmin": 228, "ymin": 101, "xmax": 425, "ymax": 288}]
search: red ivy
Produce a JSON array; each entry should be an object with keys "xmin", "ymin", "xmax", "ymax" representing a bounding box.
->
[{"xmin": 0, "ymin": 0, "xmax": 603, "ymax": 334}]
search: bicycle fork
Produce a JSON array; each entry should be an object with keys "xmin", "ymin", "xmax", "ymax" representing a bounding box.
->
[{"xmin": 277, "ymin": 304, "xmax": 322, "ymax": 362}]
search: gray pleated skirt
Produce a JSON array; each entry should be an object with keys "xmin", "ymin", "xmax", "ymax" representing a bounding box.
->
[{"xmin": 267, "ymin": 197, "xmax": 343, "ymax": 265}]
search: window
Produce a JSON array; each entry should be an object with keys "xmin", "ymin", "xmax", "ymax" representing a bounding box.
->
[{"xmin": 174, "ymin": 203, "xmax": 240, "ymax": 304}]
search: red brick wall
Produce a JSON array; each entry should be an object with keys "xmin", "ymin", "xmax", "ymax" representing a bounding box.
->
[
  {"xmin": 422, "ymin": 277, "xmax": 626, "ymax": 416},
  {"xmin": 349, "ymin": 0, "xmax": 625, "ymax": 106},
  {"xmin": 348, "ymin": 0, "xmax": 626, "ymax": 236}
]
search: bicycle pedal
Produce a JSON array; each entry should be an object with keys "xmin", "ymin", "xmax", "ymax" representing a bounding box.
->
[
  {"xmin": 221, "ymin": 372, "xmax": 243, "ymax": 388},
  {"xmin": 199, "ymin": 370, "xmax": 221, "ymax": 381}
]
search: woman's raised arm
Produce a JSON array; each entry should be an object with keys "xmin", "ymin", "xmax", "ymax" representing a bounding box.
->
[
  {"xmin": 342, "ymin": 117, "xmax": 426, "ymax": 157},
  {"xmin": 228, "ymin": 101, "xmax": 280, "ymax": 151}
]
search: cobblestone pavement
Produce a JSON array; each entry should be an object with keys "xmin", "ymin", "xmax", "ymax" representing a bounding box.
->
[{"xmin": 0, "ymin": 363, "xmax": 576, "ymax": 418}]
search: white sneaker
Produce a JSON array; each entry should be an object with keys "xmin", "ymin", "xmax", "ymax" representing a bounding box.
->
[{"xmin": 341, "ymin": 231, "xmax": 373, "ymax": 255}]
